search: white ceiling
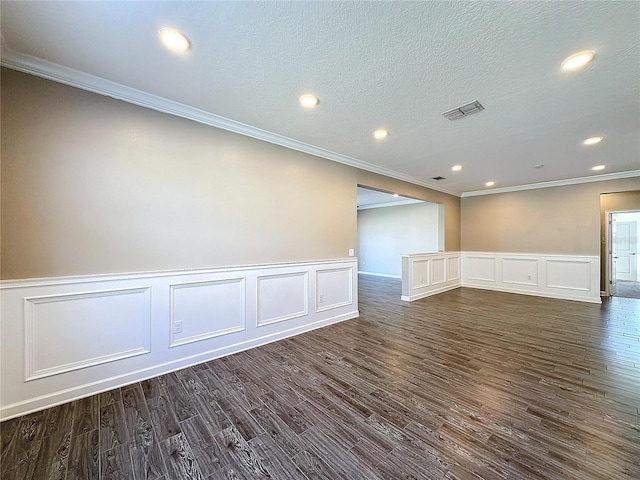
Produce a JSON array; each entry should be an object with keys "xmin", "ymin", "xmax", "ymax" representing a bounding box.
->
[{"xmin": 1, "ymin": 1, "xmax": 639, "ymax": 196}]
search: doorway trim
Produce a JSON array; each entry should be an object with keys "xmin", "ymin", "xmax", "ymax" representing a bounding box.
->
[{"xmin": 604, "ymin": 209, "xmax": 640, "ymax": 296}]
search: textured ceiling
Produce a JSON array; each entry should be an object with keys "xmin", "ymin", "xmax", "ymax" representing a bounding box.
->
[{"xmin": 1, "ymin": 1, "xmax": 639, "ymax": 195}]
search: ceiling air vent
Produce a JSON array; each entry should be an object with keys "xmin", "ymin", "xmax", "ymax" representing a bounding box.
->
[
  {"xmin": 442, "ymin": 100, "xmax": 484, "ymax": 121},
  {"xmin": 432, "ymin": 176, "xmax": 446, "ymax": 181}
]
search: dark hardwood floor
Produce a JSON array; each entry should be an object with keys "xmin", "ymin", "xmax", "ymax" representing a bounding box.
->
[{"xmin": 2, "ymin": 275, "xmax": 639, "ymax": 479}]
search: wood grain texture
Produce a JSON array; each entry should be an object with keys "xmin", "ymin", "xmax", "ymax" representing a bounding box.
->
[
  {"xmin": 2, "ymin": 275, "xmax": 639, "ymax": 479},
  {"xmin": 160, "ymin": 432, "xmax": 204, "ymax": 480},
  {"xmin": 122, "ymin": 385, "xmax": 166, "ymax": 480},
  {"xmin": 66, "ymin": 430, "xmax": 99, "ymax": 480},
  {"xmin": 101, "ymin": 442, "xmax": 134, "ymax": 480}
]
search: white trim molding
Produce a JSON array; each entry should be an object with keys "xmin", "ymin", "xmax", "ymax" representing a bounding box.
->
[
  {"xmin": 461, "ymin": 252, "xmax": 601, "ymax": 304},
  {"xmin": 358, "ymin": 271, "xmax": 402, "ymax": 279},
  {"xmin": 0, "ymin": 258, "xmax": 358, "ymax": 421},
  {"xmin": 462, "ymin": 171, "xmax": 640, "ymax": 197},
  {"xmin": 0, "ymin": 48, "xmax": 457, "ymax": 197},
  {"xmin": 401, "ymin": 252, "xmax": 461, "ymax": 301},
  {"xmin": 2, "ymin": 48, "xmax": 639, "ymax": 199}
]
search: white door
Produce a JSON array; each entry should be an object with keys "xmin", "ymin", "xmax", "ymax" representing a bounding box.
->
[{"xmin": 615, "ymin": 221, "xmax": 638, "ymax": 281}]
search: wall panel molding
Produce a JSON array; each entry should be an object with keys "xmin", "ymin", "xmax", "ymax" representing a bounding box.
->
[
  {"xmin": 316, "ymin": 267, "xmax": 354, "ymax": 312},
  {"xmin": 401, "ymin": 252, "xmax": 461, "ymax": 301},
  {"xmin": 169, "ymin": 278, "xmax": 246, "ymax": 347},
  {"xmin": 24, "ymin": 287, "xmax": 151, "ymax": 381},
  {"xmin": 462, "ymin": 252, "xmax": 600, "ymax": 303},
  {"xmin": 1, "ymin": 258, "xmax": 358, "ymax": 420},
  {"xmin": 257, "ymin": 272, "xmax": 309, "ymax": 326}
]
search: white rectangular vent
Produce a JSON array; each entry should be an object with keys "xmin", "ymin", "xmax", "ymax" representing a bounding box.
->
[{"xmin": 442, "ymin": 100, "xmax": 484, "ymax": 121}]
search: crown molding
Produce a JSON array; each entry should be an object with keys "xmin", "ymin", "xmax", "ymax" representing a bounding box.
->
[
  {"xmin": 0, "ymin": 48, "xmax": 459, "ymax": 197},
  {"xmin": 4, "ymin": 48, "xmax": 635, "ymax": 200},
  {"xmin": 461, "ymin": 170, "xmax": 640, "ymax": 197}
]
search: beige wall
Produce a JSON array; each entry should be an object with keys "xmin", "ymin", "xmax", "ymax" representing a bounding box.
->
[
  {"xmin": 20, "ymin": 67, "xmax": 635, "ymax": 284},
  {"xmin": 1, "ymin": 69, "xmax": 464, "ymax": 280},
  {"xmin": 356, "ymin": 170, "xmax": 461, "ymax": 251},
  {"xmin": 1, "ymin": 69, "xmax": 359, "ymax": 279},
  {"xmin": 462, "ymin": 179, "xmax": 640, "ymax": 255},
  {"xmin": 461, "ymin": 179, "xmax": 640, "ymax": 290}
]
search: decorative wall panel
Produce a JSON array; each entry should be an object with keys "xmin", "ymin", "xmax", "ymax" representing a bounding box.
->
[
  {"xmin": 170, "ymin": 278, "xmax": 245, "ymax": 347},
  {"xmin": 24, "ymin": 287, "xmax": 151, "ymax": 380}
]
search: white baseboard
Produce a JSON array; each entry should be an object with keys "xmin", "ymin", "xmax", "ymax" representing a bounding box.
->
[
  {"xmin": 401, "ymin": 283, "xmax": 460, "ymax": 302},
  {"xmin": 357, "ymin": 271, "xmax": 401, "ymax": 279},
  {"xmin": 464, "ymin": 283, "xmax": 602, "ymax": 304},
  {"xmin": 1, "ymin": 259, "xmax": 358, "ymax": 420}
]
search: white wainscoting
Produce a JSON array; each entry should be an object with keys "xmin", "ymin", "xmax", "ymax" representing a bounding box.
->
[
  {"xmin": 0, "ymin": 259, "xmax": 358, "ymax": 420},
  {"xmin": 401, "ymin": 252, "xmax": 461, "ymax": 301},
  {"xmin": 461, "ymin": 252, "xmax": 601, "ymax": 304}
]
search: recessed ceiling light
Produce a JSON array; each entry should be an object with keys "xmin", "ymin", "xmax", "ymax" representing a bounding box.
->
[
  {"xmin": 533, "ymin": 164, "xmax": 544, "ymax": 169},
  {"xmin": 392, "ymin": 194, "xmax": 399, "ymax": 197},
  {"xmin": 582, "ymin": 136, "xmax": 603, "ymax": 146},
  {"xmin": 299, "ymin": 95, "xmax": 319, "ymax": 108},
  {"xmin": 451, "ymin": 165, "xmax": 463, "ymax": 172},
  {"xmin": 561, "ymin": 50, "xmax": 595, "ymax": 72},
  {"xmin": 159, "ymin": 28, "xmax": 191, "ymax": 53},
  {"xmin": 485, "ymin": 181, "xmax": 495, "ymax": 187},
  {"xmin": 592, "ymin": 164, "xmax": 606, "ymax": 171},
  {"xmin": 373, "ymin": 129, "xmax": 389, "ymax": 140}
]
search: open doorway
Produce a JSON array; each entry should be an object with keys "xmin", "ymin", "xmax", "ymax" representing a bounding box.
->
[
  {"xmin": 356, "ymin": 186, "xmax": 443, "ymax": 278},
  {"xmin": 607, "ymin": 210, "xmax": 640, "ymax": 299}
]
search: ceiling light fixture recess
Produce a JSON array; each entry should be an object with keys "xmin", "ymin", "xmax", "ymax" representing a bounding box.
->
[
  {"xmin": 485, "ymin": 181, "xmax": 495, "ymax": 187},
  {"xmin": 592, "ymin": 165, "xmax": 606, "ymax": 171},
  {"xmin": 159, "ymin": 28, "xmax": 191, "ymax": 53},
  {"xmin": 451, "ymin": 165, "xmax": 463, "ymax": 172},
  {"xmin": 373, "ymin": 129, "xmax": 389, "ymax": 140},
  {"xmin": 582, "ymin": 136, "xmax": 603, "ymax": 146},
  {"xmin": 561, "ymin": 50, "xmax": 595, "ymax": 71},
  {"xmin": 299, "ymin": 95, "xmax": 319, "ymax": 108}
]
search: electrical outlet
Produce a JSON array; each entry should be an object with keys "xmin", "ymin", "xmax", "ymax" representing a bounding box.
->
[
  {"xmin": 527, "ymin": 274, "xmax": 532, "ymax": 280},
  {"xmin": 173, "ymin": 320, "xmax": 182, "ymax": 334},
  {"xmin": 319, "ymin": 294, "xmax": 324, "ymax": 304},
  {"xmin": 348, "ymin": 248, "xmax": 355, "ymax": 257}
]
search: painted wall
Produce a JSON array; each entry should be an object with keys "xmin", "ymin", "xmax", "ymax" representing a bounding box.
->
[
  {"xmin": 461, "ymin": 180, "xmax": 640, "ymax": 290},
  {"xmin": 462, "ymin": 180, "xmax": 640, "ymax": 254},
  {"xmin": 1, "ymin": 69, "xmax": 358, "ymax": 279},
  {"xmin": 357, "ymin": 202, "xmax": 440, "ymax": 276},
  {"xmin": 356, "ymin": 170, "xmax": 461, "ymax": 251}
]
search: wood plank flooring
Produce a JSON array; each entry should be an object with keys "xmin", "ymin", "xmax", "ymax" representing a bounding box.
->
[{"xmin": 2, "ymin": 275, "xmax": 639, "ymax": 479}]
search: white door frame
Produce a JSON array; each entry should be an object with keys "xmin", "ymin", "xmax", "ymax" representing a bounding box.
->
[
  {"xmin": 605, "ymin": 211, "xmax": 616, "ymax": 297},
  {"xmin": 605, "ymin": 209, "xmax": 640, "ymax": 296}
]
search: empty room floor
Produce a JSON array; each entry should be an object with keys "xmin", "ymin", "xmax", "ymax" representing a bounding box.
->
[{"xmin": 1, "ymin": 276, "xmax": 639, "ymax": 479}]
